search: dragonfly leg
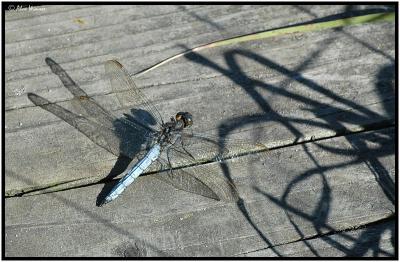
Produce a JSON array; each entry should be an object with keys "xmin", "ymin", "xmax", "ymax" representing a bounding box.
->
[
  {"xmin": 166, "ymin": 147, "xmax": 174, "ymax": 175},
  {"xmin": 170, "ymin": 144, "xmax": 196, "ymax": 161}
]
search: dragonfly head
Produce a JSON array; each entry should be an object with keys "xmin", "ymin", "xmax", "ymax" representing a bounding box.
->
[{"xmin": 176, "ymin": 112, "xmax": 193, "ymax": 128}]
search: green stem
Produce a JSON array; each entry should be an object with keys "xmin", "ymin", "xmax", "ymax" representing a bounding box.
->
[{"xmin": 135, "ymin": 12, "xmax": 394, "ymax": 77}]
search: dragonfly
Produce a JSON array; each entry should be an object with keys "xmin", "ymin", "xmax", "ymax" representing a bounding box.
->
[
  {"xmin": 28, "ymin": 58, "xmax": 267, "ymax": 205},
  {"xmin": 100, "ymin": 60, "xmax": 270, "ymax": 205}
]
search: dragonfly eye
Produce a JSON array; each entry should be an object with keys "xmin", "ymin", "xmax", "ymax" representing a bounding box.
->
[
  {"xmin": 176, "ymin": 112, "xmax": 193, "ymax": 127},
  {"xmin": 185, "ymin": 114, "xmax": 193, "ymax": 127}
]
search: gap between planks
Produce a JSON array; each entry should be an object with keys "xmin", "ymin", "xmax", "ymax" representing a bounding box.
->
[{"xmin": 5, "ymin": 123, "xmax": 395, "ymax": 198}]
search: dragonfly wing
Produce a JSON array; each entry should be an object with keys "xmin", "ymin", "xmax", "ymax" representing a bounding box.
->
[
  {"xmin": 71, "ymin": 95, "xmax": 158, "ymax": 159},
  {"xmin": 153, "ymin": 131, "xmax": 268, "ymax": 201},
  {"xmin": 155, "ymin": 157, "xmax": 220, "ymax": 201},
  {"xmin": 35, "ymin": 58, "xmax": 158, "ymax": 159},
  {"xmin": 105, "ymin": 60, "xmax": 164, "ymax": 130},
  {"xmin": 27, "ymin": 93, "xmax": 155, "ymax": 159},
  {"xmin": 158, "ymin": 146, "xmax": 239, "ymax": 202},
  {"xmin": 178, "ymin": 131, "xmax": 268, "ymax": 163}
]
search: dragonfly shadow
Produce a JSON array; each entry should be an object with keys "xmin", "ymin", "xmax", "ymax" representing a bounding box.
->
[{"xmin": 179, "ymin": 5, "xmax": 394, "ymax": 255}]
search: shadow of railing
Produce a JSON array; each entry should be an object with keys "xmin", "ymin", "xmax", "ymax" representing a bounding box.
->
[
  {"xmin": 292, "ymin": 5, "xmax": 395, "ymax": 63},
  {"xmin": 179, "ymin": 6, "xmax": 394, "ymax": 255}
]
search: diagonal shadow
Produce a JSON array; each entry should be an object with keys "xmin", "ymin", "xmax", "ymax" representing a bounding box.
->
[
  {"xmin": 5, "ymin": 169, "xmax": 170, "ymax": 257},
  {"xmin": 176, "ymin": 5, "xmax": 225, "ymax": 31}
]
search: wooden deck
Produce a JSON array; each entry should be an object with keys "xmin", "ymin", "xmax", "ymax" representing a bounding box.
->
[{"xmin": 4, "ymin": 5, "xmax": 396, "ymax": 257}]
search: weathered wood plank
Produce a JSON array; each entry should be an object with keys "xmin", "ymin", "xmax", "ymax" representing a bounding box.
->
[
  {"xmin": 5, "ymin": 5, "xmax": 392, "ymax": 77},
  {"xmin": 5, "ymin": 18, "xmax": 394, "ymax": 192},
  {"xmin": 5, "ymin": 128, "xmax": 395, "ymax": 256},
  {"xmin": 241, "ymin": 219, "xmax": 395, "ymax": 257}
]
